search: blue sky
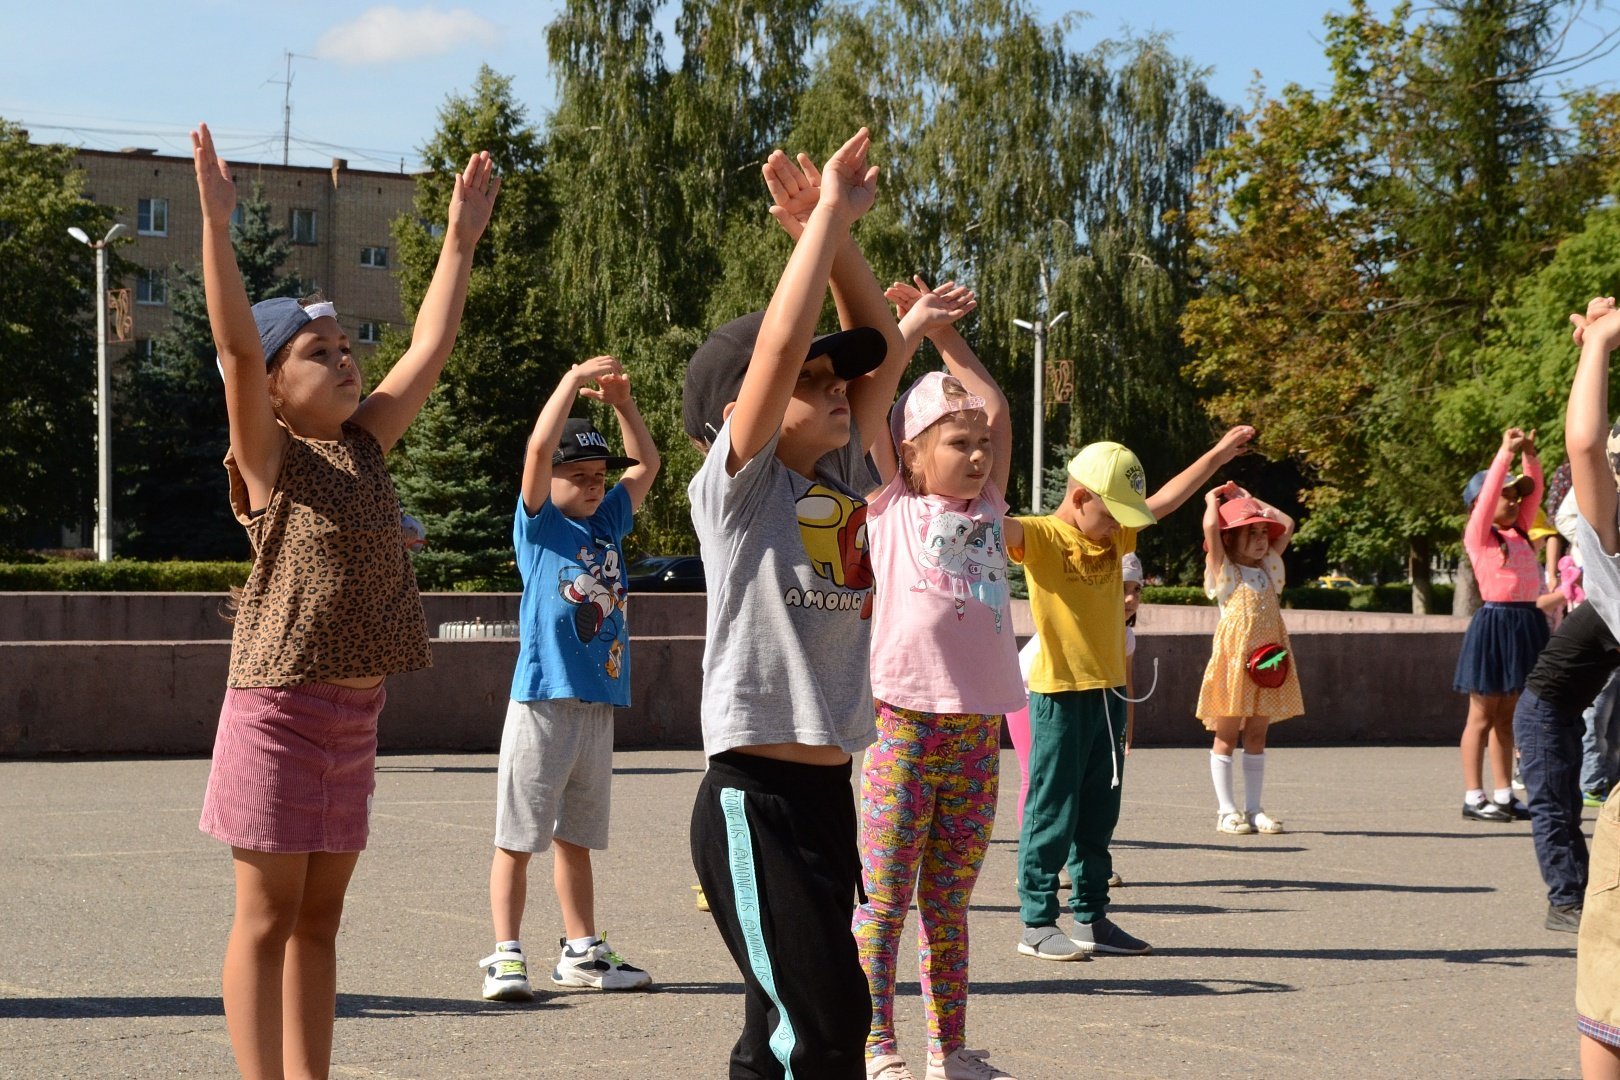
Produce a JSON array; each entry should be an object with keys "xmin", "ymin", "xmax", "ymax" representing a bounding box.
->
[{"xmin": 9, "ymin": 0, "xmax": 1603, "ymax": 174}]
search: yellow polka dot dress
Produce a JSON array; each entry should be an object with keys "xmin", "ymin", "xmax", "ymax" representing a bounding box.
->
[{"xmin": 1195, "ymin": 555, "xmax": 1304, "ymax": 728}]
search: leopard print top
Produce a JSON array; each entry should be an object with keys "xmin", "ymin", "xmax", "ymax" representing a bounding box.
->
[{"xmin": 225, "ymin": 422, "xmax": 432, "ymax": 687}]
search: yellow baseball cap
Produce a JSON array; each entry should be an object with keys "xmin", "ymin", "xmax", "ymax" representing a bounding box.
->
[{"xmin": 1067, "ymin": 442, "xmax": 1156, "ymax": 528}]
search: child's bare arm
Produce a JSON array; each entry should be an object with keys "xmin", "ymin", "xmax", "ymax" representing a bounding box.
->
[
  {"xmin": 1203, "ymin": 484, "xmax": 1233, "ymax": 582},
  {"xmin": 521, "ymin": 356, "xmax": 621, "ymax": 515},
  {"xmin": 1568, "ymin": 298, "xmax": 1620, "ymax": 552},
  {"xmin": 871, "ymin": 280, "xmax": 979, "ymax": 487},
  {"xmin": 731, "ymin": 130, "xmax": 875, "ymax": 474},
  {"xmin": 192, "ymin": 123, "xmax": 285, "ymax": 506},
  {"xmin": 1249, "ymin": 495, "xmax": 1296, "ymax": 555},
  {"xmin": 761, "ymin": 147, "xmax": 902, "ymax": 456},
  {"xmin": 1146, "ymin": 426, "xmax": 1256, "ymax": 521},
  {"xmin": 355, "ymin": 152, "xmax": 500, "ymax": 453},
  {"xmin": 590, "ymin": 372, "xmax": 661, "ymax": 513}
]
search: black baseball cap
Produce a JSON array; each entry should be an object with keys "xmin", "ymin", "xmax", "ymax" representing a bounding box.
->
[
  {"xmin": 682, "ymin": 310, "xmax": 888, "ymax": 443},
  {"xmin": 554, "ymin": 417, "xmax": 638, "ymax": 470}
]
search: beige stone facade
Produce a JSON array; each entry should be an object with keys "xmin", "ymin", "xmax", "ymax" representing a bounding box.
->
[{"xmin": 75, "ymin": 148, "xmax": 419, "ymax": 359}]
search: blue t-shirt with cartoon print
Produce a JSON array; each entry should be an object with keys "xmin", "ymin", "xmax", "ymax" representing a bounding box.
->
[{"xmin": 510, "ymin": 484, "xmax": 633, "ymax": 706}]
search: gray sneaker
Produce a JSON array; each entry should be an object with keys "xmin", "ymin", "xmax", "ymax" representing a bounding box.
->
[
  {"xmin": 1071, "ymin": 916, "xmax": 1152, "ymax": 955},
  {"xmin": 1018, "ymin": 924, "xmax": 1089, "ymax": 961},
  {"xmin": 1546, "ymin": 903, "xmax": 1582, "ymax": 934}
]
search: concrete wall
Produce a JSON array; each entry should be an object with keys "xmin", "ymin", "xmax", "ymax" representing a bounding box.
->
[{"xmin": 1, "ymin": 591, "xmax": 1471, "ymax": 754}]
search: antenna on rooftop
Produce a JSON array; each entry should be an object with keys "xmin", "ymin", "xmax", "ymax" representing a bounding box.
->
[{"xmin": 271, "ymin": 50, "xmax": 315, "ymax": 166}]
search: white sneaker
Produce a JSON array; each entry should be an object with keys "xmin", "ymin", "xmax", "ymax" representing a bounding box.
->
[
  {"xmin": 1249, "ymin": 810, "xmax": 1285, "ymax": 834},
  {"xmin": 478, "ymin": 949, "xmax": 533, "ymax": 1001},
  {"xmin": 551, "ymin": 936, "xmax": 653, "ymax": 990},
  {"xmin": 926, "ymin": 1048, "xmax": 1017, "ymax": 1079},
  {"xmin": 868, "ymin": 1054, "xmax": 918, "ymax": 1080}
]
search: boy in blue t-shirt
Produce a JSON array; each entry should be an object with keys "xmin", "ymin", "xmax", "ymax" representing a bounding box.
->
[{"xmin": 479, "ymin": 354, "xmax": 660, "ymax": 1001}]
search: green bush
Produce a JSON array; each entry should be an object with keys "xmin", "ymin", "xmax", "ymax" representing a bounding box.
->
[
  {"xmin": 1281, "ymin": 587, "xmax": 1353, "ymax": 610},
  {"xmin": 1346, "ymin": 582, "xmax": 1456, "ymax": 614},
  {"xmin": 1141, "ymin": 585, "xmax": 1211, "ymax": 606},
  {"xmin": 0, "ymin": 560, "xmax": 253, "ymax": 591}
]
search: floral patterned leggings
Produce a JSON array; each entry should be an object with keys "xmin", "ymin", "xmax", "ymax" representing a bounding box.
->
[{"xmin": 852, "ymin": 701, "xmax": 1000, "ymax": 1058}]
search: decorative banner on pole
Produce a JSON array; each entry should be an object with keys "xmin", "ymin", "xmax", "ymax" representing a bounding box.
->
[
  {"xmin": 106, "ymin": 289, "xmax": 133, "ymax": 343},
  {"xmin": 1045, "ymin": 358, "xmax": 1074, "ymax": 408}
]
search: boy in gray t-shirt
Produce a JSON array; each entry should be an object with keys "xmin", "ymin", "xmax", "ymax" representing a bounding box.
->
[{"xmin": 683, "ymin": 129, "xmax": 905, "ymax": 1079}]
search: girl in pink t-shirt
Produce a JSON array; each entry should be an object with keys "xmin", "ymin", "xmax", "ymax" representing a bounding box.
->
[
  {"xmin": 854, "ymin": 278, "xmax": 1024, "ymax": 1080},
  {"xmin": 1454, "ymin": 426, "xmax": 1556, "ymax": 821}
]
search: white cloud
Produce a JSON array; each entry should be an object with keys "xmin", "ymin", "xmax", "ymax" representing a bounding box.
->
[{"xmin": 314, "ymin": 6, "xmax": 498, "ymax": 65}]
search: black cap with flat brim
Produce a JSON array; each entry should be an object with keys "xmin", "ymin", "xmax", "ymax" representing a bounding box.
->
[
  {"xmin": 682, "ymin": 310, "xmax": 888, "ymax": 443},
  {"xmin": 554, "ymin": 417, "xmax": 638, "ymax": 470}
]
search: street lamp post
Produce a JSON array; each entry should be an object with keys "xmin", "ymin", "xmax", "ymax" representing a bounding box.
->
[
  {"xmin": 68, "ymin": 222, "xmax": 129, "ymax": 561},
  {"xmin": 1014, "ymin": 309, "xmax": 1068, "ymax": 513}
]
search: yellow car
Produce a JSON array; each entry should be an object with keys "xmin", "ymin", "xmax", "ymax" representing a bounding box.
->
[{"xmin": 1313, "ymin": 574, "xmax": 1358, "ymax": 590}]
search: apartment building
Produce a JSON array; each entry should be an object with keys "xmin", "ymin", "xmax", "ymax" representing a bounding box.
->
[{"xmin": 75, "ymin": 147, "xmax": 419, "ymax": 358}]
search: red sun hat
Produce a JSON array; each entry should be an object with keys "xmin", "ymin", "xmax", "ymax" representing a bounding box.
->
[{"xmin": 1218, "ymin": 497, "xmax": 1287, "ymax": 541}]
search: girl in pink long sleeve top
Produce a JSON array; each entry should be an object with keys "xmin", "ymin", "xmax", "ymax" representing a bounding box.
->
[{"xmin": 1454, "ymin": 427, "xmax": 1552, "ymax": 822}]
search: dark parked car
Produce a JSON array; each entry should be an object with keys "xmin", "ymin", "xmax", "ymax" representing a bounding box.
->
[{"xmin": 627, "ymin": 555, "xmax": 706, "ymax": 593}]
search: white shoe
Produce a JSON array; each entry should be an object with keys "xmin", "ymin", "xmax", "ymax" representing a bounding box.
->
[
  {"xmin": 1216, "ymin": 811, "xmax": 1253, "ymax": 834},
  {"xmin": 926, "ymin": 1048, "xmax": 1017, "ymax": 1079},
  {"xmin": 1249, "ymin": 810, "xmax": 1285, "ymax": 834},
  {"xmin": 478, "ymin": 949, "xmax": 533, "ymax": 1001},
  {"xmin": 551, "ymin": 936, "xmax": 652, "ymax": 990},
  {"xmin": 868, "ymin": 1054, "xmax": 918, "ymax": 1080}
]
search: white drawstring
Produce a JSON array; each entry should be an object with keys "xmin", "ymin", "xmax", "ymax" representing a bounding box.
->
[{"xmin": 1101, "ymin": 658, "xmax": 1160, "ymax": 790}]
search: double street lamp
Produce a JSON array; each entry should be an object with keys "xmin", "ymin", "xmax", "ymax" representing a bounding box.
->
[
  {"xmin": 67, "ymin": 222, "xmax": 129, "ymax": 562},
  {"xmin": 1014, "ymin": 310, "xmax": 1069, "ymax": 513}
]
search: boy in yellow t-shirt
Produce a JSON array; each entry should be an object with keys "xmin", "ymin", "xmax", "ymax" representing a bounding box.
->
[{"xmin": 1005, "ymin": 429, "xmax": 1252, "ymax": 961}]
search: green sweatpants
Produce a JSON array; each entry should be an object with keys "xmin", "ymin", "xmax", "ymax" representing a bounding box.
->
[{"xmin": 1017, "ymin": 688, "xmax": 1125, "ymax": 927}]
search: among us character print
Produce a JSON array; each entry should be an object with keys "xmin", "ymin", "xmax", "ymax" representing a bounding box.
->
[
  {"xmin": 558, "ymin": 538, "xmax": 627, "ymax": 662},
  {"xmin": 913, "ymin": 508, "xmax": 1010, "ymax": 631},
  {"xmin": 791, "ymin": 483, "xmax": 874, "ymax": 617}
]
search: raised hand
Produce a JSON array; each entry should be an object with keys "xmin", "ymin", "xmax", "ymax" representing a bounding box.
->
[
  {"xmin": 891, "ymin": 275, "xmax": 977, "ymax": 333},
  {"xmin": 1501, "ymin": 426, "xmax": 1526, "ymax": 454},
  {"xmin": 447, "ymin": 150, "xmax": 501, "ymax": 245},
  {"xmin": 190, "ymin": 123, "xmax": 237, "ymax": 225},
  {"xmin": 763, "ymin": 150, "xmax": 821, "ymax": 242},
  {"xmin": 585, "ymin": 371, "xmax": 632, "ymax": 407},
  {"xmin": 819, "ymin": 127, "xmax": 879, "ymax": 224},
  {"xmin": 1212, "ymin": 425, "xmax": 1257, "ymax": 465},
  {"xmin": 571, "ymin": 355, "xmax": 624, "ymax": 400},
  {"xmin": 1571, "ymin": 296, "xmax": 1618, "ymax": 346}
]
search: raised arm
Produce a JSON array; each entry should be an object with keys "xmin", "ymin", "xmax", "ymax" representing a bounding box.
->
[
  {"xmin": 762, "ymin": 148, "xmax": 903, "ymax": 455},
  {"xmin": 730, "ymin": 130, "xmax": 875, "ymax": 474},
  {"xmin": 1568, "ymin": 298, "xmax": 1620, "ymax": 553},
  {"xmin": 192, "ymin": 123, "xmax": 285, "ymax": 507},
  {"xmin": 1249, "ymin": 494, "xmax": 1296, "ymax": 555},
  {"xmin": 1203, "ymin": 483, "xmax": 1235, "ymax": 584},
  {"xmin": 354, "ymin": 152, "xmax": 500, "ymax": 453},
  {"xmin": 1145, "ymin": 426, "xmax": 1255, "ymax": 522},
  {"xmin": 588, "ymin": 371, "xmax": 661, "ymax": 513},
  {"xmin": 872, "ymin": 278, "xmax": 980, "ymax": 486},
  {"xmin": 520, "ymin": 355, "xmax": 622, "ymax": 515},
  {"xmin": 1466, "ymin": 430, "xmax": 1520, "ymax": 555},
  {"xmin": 1516, "ymin": 435, "xmax": 1543, "ymax": 534}
]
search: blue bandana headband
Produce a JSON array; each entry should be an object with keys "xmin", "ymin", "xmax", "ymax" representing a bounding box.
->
[{"xmin": 216, "ymin": 299, "xmax": 339, "ymax": 377}]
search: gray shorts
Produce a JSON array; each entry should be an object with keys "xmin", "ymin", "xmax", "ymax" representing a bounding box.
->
[{"xmin": 494, "ymin": 698, "xmax": 615, "ymax": 852}]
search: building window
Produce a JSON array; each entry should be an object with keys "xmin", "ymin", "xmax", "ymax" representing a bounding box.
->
[
  {"xmin": 137, "ymin": 198, "xmax": 168, "ymax": 236},
  {"xmin": 290, "ymin": 208, "xmax": 318, "ymax": 245},
  {"xmin": 357, "ymin": 321, "xmax": 382, "ymax": 344},
  {"xmin": 359, "ymin": 246, "xmax": 388, "ymax": 268},
  {"xmin": 135, "ymin": 269, "xmax": 167, "ymax": 306}
]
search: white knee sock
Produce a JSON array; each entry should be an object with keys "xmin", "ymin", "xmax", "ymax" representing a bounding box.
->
[
  {"xmin": 1211, "ymin": 753, "xmax": 1237, "ymax": 815},
  {"xmin": 1243, "ymin": 751, "xmax": 1266, "ymax": 814}
]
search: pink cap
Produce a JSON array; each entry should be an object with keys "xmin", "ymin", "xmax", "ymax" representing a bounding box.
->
[
  {"xmin": 1218, "ymin": 497, "xmax": 1287, "ymax": 540},
  {"xmin": 891, "ymin": 371, "xmax": 987, "ymax": 445}
]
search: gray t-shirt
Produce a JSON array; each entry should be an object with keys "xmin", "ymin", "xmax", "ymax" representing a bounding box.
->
[
  {"xmin": 688, "ymin": 417, "xmax": 878, "ymax": 757},
  {"xmin": 1578, "ymin": 513, "xmax": 1620, "ymax": 638}
]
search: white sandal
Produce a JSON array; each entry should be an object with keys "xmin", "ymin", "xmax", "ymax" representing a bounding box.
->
[
  {"xmin": 1216, "ymin": 811, "xmax": 1253, "ymax": 834},
  {"xmin": 1250, "ymin": 810, "xmax": 1285, "ymax": 834}
]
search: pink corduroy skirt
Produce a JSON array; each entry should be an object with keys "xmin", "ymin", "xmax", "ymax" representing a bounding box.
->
[{"xmin": 199, "ymin": 681, "xmax": 386, "ymax": 853}]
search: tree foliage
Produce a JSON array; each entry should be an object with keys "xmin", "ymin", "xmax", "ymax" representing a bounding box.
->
[
  {"xmin": 0, "ymin": 120, "xmax": 123, "ymax": 547},
  {"xmin": 1183, "ymin": 0, "xmax": 1620, "ymax": 587}
]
